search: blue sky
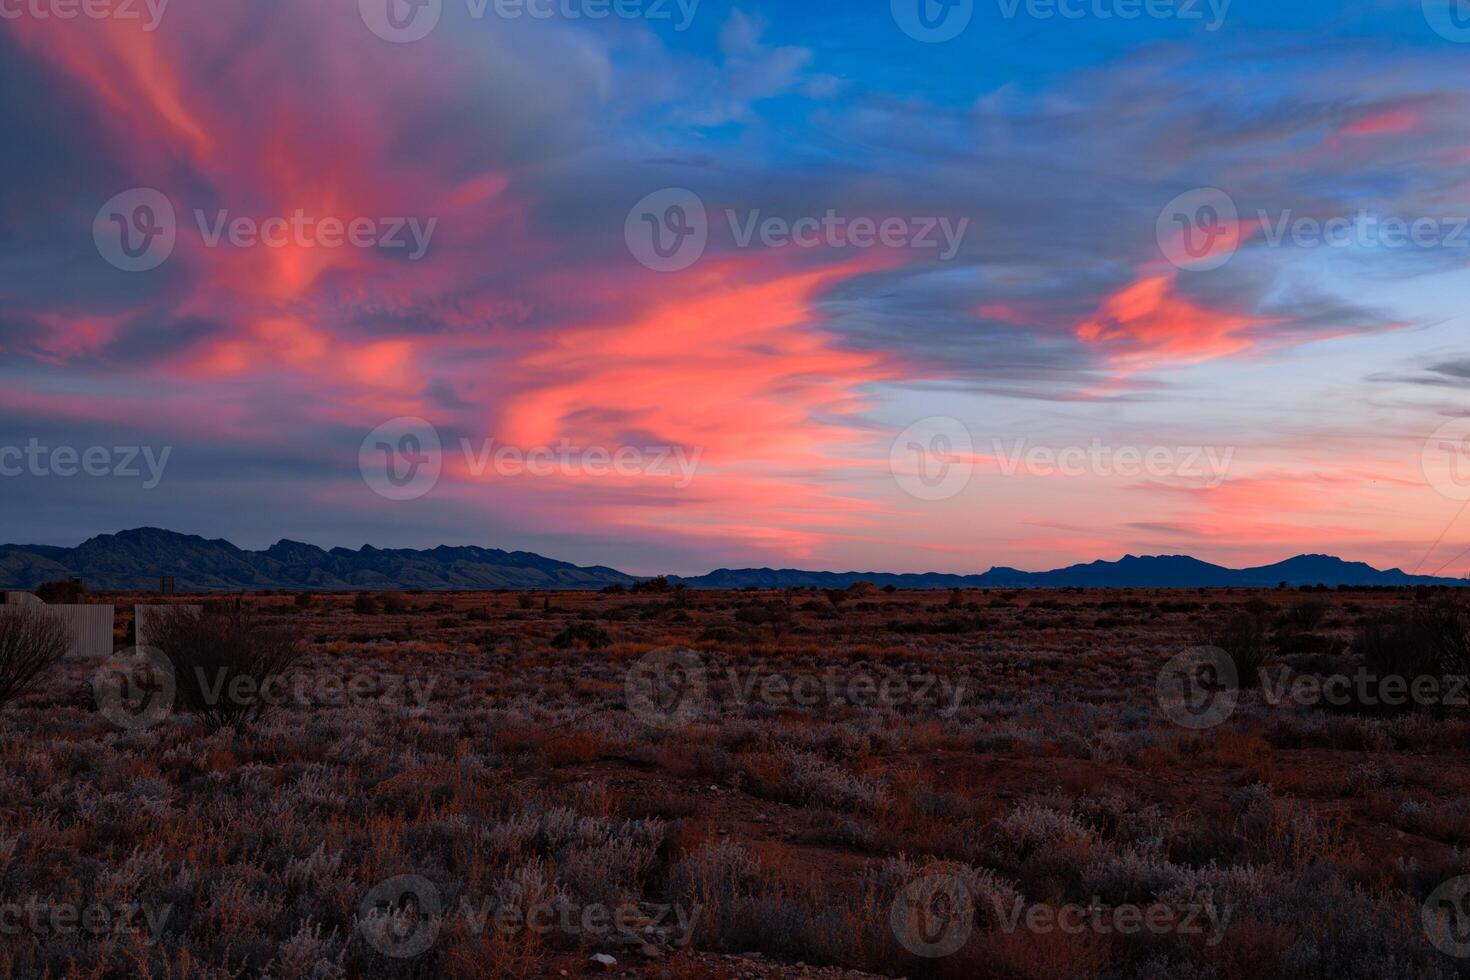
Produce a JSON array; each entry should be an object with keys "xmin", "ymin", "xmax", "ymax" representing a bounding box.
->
[{"xmin": 2, "ymin": 0, "xmax": 1470, "ymax": 576}]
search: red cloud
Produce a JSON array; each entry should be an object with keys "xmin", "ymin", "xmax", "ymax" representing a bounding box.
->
[{"xmin": 1074, "ymin": 273, "xmax": 1282, "ymax": 373}]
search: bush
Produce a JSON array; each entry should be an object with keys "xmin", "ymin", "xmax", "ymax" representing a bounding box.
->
[
  {"xmin": 0, "ymin": 606, "xmax": 71, "ymax": 708},
  {"xmin": 351, "ymin": 593, "xmax": 379, "ymax": 615},
  {"xmin": 147, "ymin": 603, "xmax": 305, "ymax": 732},
  {"xmin": 34, "ymin": 579, "xmax": 85, "ymax": 604},
  {"xmin": 1282, "ymin": 599, "xmax": 1329, "ymax": 632},
  {"xmin": 550, "ymin": 622, "xmax": 612, "ymax": 650},
  {"xmin": 1210, "ymin": 612, "xmax": 1273, "ymax": 687},
  {"xmin": 1352, "ymin": 603, "xmax": 1470, "ymax": 714}
]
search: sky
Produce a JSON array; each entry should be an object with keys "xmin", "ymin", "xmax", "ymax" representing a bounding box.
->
[{"xmin": 4, "ymin": 0, "xmax": 1470, "ymax": 577}]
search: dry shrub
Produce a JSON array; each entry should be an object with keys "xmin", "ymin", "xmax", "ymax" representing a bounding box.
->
[
  {"xmin": 1231, "ymin": 784, "xmax": 1358, "ymax": 870},
  {"xmin": 0, "ymin": 605, "xmax": 72, "ymax": 708},
  {"xmin": 1213, "ymin": 920, "xmax": 1297, "ymax": 980},
  {"xmin": 1212, "ymin": 731, "xmax": 1275, "ymax": 784},
  {"xmin": 148, "ymin": 602, "xmax": 305, "ymax": 732},
  {"xmin": 550, "ymin": 622, "xmax": 612, "ymax": 650},
  {"xmin": 1353, "ymin": 603, "xmax": 1470, "ymax": 714},
  {"xmin": 974, "ymin": 926, "xmax": 1114, "ymax": 980},
  {"xmin": 441, "ymin": 916, "xmax": 546, "ymax": 980},
  {"xmin": 1135, "ymin": 743, "xmax": 1180, "ymax": 774},
  {"xmin": 539, "ymin": 730, "xmax": 607, "ymax": 767},
  {"xmin": 1209, "ymin": 612, "xmax": 1273, "ymax": 688},
  {"xmin": 655, "ymin": 951, "xmax": 727, "ymax": 980}
]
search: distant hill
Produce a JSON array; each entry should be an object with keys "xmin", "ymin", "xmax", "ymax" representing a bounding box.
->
[
  {"xmin": 0, "ymin": 528, "xmax": 1463, "ymax": 591},
  {"xmin": 671, "ymin": 554, "xmax": 1469, "ymax": 590},
  {"xmin": 0, "ymin": 528, "xmax": 638, "ymax": 592}
]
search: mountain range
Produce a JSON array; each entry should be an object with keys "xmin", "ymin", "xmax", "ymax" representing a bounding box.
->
[{"xmin": 0, "ymin": 528, "xmax": 1464, "ymax": 592}]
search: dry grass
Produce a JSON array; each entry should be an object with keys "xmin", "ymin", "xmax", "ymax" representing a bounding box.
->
[{"xmin": 0, "ymin": 587, "xmax": 1465, "ymax": 978}]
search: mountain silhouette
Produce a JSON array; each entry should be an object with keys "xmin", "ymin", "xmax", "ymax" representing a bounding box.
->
[
  {"xmin": 0, "ymin": 528, "xmax": 637, "ymax": 591},
  {"xmin": 0, "ymin": 528, "xmax": 1462, "ymax": 591}
]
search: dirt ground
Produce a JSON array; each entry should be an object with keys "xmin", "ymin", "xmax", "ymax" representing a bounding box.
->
[{"xmin": 3, "ymin": 586, "xmax": 1468, "ymax": 978}]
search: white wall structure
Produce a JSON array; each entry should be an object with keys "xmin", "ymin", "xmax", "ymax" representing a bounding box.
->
[
  {"xmin": 50, "ymin": 606, "xmax": 115, "ymax": 659},
  {"xmin": 3, "ymin": 593, "xmax": 115, "ymax": 659},
  {"xmin": 135, "ymin": 605, "xmax": 203, "ymax": 649}
]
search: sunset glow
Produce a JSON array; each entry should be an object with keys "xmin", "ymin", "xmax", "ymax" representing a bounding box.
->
[{"xmin": 4, "ymin": 0, "xmax": 1470, "ymax": 577}]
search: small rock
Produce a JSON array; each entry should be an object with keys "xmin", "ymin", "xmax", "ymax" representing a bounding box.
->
[
  {"xmin": 589, "ymin": 953, "xmax": 618, "ymax": 971},
  {"xmin": 640, "ymin": 944, "xmax": 662, "ymax": 959}
]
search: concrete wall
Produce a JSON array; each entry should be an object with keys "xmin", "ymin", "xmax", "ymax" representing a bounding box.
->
[
  {"xmin": 45, "ymin": 605, "xmax": 115, "ymax": 659},
  {"xmin": 135, "ymin": 605, "xmax": 203, "ymax": 650},
  {"xmin": 3, "ymin": 593, "xmax": 114, "ymax": 658}
]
